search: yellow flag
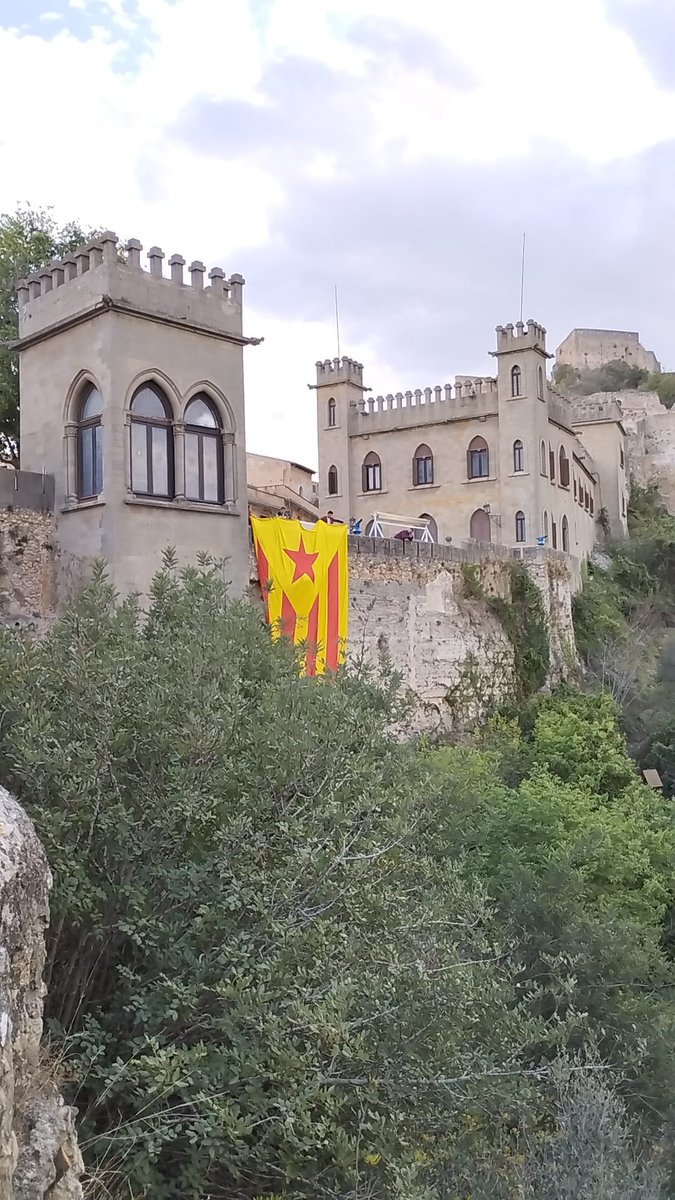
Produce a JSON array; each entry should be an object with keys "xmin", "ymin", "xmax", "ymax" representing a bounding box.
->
[{"xmin": 251, "ymin": 517, "xmax": 348, "ymax": 674}]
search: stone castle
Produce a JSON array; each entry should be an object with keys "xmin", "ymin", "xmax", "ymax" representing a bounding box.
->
[
  {"xmin": 5, "ymin": 232, "xmax": 675, "ymax": 726},
  {"xmin": 316, "ymin": 321, "xmax": 629, "ymax": 552}
]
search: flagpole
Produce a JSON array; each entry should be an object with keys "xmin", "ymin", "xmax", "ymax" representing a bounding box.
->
[
  {"xmin": 519, "ymin": 233, "xmax": 526, "ymax": 325},
  {"xmin": 334, "ymin": 285, "xmax": 341, "ymax": 359}
]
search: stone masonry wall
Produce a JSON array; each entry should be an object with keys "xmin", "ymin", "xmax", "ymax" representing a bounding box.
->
[
  {"xmin": 347, "ymin": 539, "xmax": 576, "ymax": 730},
  {"xmin": 0, "ymin": 510, "xmax": 56, "ymax": 633}
]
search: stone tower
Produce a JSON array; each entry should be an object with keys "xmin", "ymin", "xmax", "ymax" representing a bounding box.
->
[
  {"xmin": 17, "ymin": 233, "xmax": 255, "ymax": 601},
  {"xmin": 493, "ymin": 320, "xmax": 552, "ymax": 545},
  {"xmin": 315, "ymin": 357, "xmax": 366, "ymax": 524}
]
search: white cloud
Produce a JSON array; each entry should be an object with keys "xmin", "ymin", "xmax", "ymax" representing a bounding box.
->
[{"xmin": 2, "ymin": 0, "xmax": 675, "ymax": 467}]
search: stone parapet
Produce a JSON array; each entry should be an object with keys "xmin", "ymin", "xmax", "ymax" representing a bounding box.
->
[{"xmin": 17, "ymin": 235, "xmax": 247, "ymax": 343}]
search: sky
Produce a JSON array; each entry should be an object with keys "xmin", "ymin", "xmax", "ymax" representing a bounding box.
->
[{"xmin": 2, "ymin": 0, "xmax": 675, "ymax": 470}]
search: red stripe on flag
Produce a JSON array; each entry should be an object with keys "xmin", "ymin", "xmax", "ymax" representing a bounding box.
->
[
  {"xmin": 256, "ymin": 543, "xmax": 271, "ymax": 621},
  {"xmin": 326, "ymin": 551, "xmax": 340, "ymax": 671},
  {"xmin": 280, "ymin": 591, "xmax": 297, "ymax": 641},
  {"xmin": 305, "ymin": 595, "xmax": 320, "ymax": 676}
]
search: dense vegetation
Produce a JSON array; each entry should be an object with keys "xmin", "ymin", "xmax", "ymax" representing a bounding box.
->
[
  {"xmin": 0, "ymin": 554, "xmax": 671, "ymax": 1198},
  {"xmin": 0, "ymin": 205, "xmax": 92, "ymax": 462},
  {"xmin": 553, "ymin": 357, "xmax": 675, "ymax": 410}
]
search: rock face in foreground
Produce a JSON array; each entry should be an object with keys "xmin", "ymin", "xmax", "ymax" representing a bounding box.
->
[{"xmin": 0, "ymin": 787, "xmax": 82, "ymax": 1199}]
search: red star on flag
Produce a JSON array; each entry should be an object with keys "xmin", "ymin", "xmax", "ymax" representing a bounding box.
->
[{"xmin": 284, "ymin": 536, "xmax": 320, "ymax": 583}]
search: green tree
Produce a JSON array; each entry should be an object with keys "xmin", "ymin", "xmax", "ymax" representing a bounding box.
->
[
  {"xmin": 0, "ymin": 558, "xmax": 559, "ymax": 1200},
  {"xmin": 647, "ymin": 372, "xmax": 675, "ymax": 410},
  {"xmin": 0, "ymin": 205, "xmax": 92, "ymax": 462},
  {"xmin": 430, "ymin": 691, "xmax": 675, "ymax": 1138}
]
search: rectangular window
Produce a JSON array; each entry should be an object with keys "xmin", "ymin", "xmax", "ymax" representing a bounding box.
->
[
  {"xmin": 365, "ymin": 463, "xmax": 381, "ymax": 491},
  {"xmin": 415, "ymin": 457, "xmax": 433, "ymax": 485},
  {"xmin": 151, "ymin": 429, "xmax": 169, "ymax": 496},
  {"xmin": 131, "ymin": 421, "xmax": 148, "ymax": 493},
  {"xmin": 469, "ymin": 450, "xmax": 488, "ymax": 478},
  {"xmin": 620, "ymin": 446, "xmax": 625, "ymax": 469},
  {"xmin": 202, "ymin": 437, "xmax": 220, "ymax": 502},
  {"xmin": 185, "ymin": 433, "xmax": 200, "ymax": 501}
]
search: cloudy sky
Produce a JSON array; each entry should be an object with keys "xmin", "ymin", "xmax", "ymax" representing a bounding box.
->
[{"xmin": 2, "ymin": 0, "xmax": 675, "ymax": 469}]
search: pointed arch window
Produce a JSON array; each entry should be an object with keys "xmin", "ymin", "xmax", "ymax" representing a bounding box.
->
[
  {"xmin": 543, "ymin": 510, "xmax": 549, "ymax": 541},
  {"xmin": 327, "ymin": 464, "xmax": 338, "ymax": 496},
  {"xmin": 540, "ymin": 440, "xmax": 548, "ymax": 476},
  {"xmin": 328, "ymin": 397, "xmax": 336, "ymax": 427},
  {"xmin": 549, "ymin": 444, "xmax": 556, "ymax": 482},
  {"xmin": 362, "ymin": 451, "xmax": 382, "ymax": 492},
  {"xmin": 551, "ymin": 519, "xmax": 558, "ymax": 549},
  {"xmin": 130, "ymin": 382, "xmax": 174, "ymax": 497},
  {"xmin": 185, "ymin": 394, "xmax": 224, "ymax": 503},
  {"xmin": 511, "ymin": 365, "xmax": 522, "ymax": 397},
  {"xmin": 417, "ymin": 512, "xmax": 438, "ymax": 541},
  {"xmin": 562, "ymin": 515, "xmax": 569, "ymax": 552},
  {"xmin": 413, "ymin": 443, "xmax": 434, "ymax": 485},
  {"xmin": 537, "ymin": 366, "xmax": 544, "ymax": 400},
  {"xmin": 515, "ymin": 510, "xmax": 526, "ymax": 542},
  {"xmin": 559, "ymin": 445, "xmax": 570, "ymax": 488},
  {"xmin": 467, "ymin": 436, "xmax": 489, "ymax": 479},
  {"xmin": 513, "ymin": 440, "xmax": 524, "ymax": 473},
  {"xmin": 77, "ymin": 385, "xmax": 103, "ymax": 499}
]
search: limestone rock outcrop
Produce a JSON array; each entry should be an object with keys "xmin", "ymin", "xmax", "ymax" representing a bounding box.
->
[{"xmin": 0, "ymin": 787, "xmax": 82, "ymax": 1199}]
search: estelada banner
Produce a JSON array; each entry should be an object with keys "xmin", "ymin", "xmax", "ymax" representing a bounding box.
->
[{"xmin": 251, "ymin": 517, "xmax": 348, "ymax": 675}]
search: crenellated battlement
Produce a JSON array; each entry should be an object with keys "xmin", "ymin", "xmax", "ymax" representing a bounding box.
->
[
  {"xmin": 354, "ymin": 376, "xmax": 498, "ymax": 433},
  {"xmin": 315, "ymin": 357, "xmax": 364, "ymax": 386},
  {"xmin": 495, "ymin": 318, "xmax": 548, "ymax": 353},
  {"xmin": 17, "ymin": 235, "xmax": 247, "ymax": 344}
]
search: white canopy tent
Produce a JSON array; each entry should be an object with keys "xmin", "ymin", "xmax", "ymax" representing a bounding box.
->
[{"xmin": 367, "ymin": 511, "xmax": 433, "ymax": 542}]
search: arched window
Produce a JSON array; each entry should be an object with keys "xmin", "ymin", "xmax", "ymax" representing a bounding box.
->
[
  {"xmin": 561, "ymin": 515, "xmax": 569, "ymax": 552},
  {"xmin": 511, "ymin": 365, "xmax": 522, "ymax": 397},
  {"xmin": 184, "ymin": 394, "xmax": 224, "ymax": 503},
  {"xmin": 362, "ymin": 451, "xmax": 382, "ymax": 492},
  {"xmin": 515, "ymin": 510, "xmax": 526, "ymax": 542},
  {"xmin": 130, "ymin": 383, "xmax": 174, "ymax": 497},
  {"xmin": 537, "ymin": 366, "xmax": 544, "ymax": 400},
  {"xmin": 543, "ymin": 510, "xmax": 549, "ymax": 540},
  {"xmin": 513, "ymin": 440, "xmax": 524, "ymax": 472},
  {"xmin": 558, "ymin": 445, "xmax": 570, "ymax": 488},
  {"xmin": 469, "ymin": 508, "xmax": 491, "ymax": 541},
  {"xmin": 327, "ymin": 464, "xmax": 338, "ymax": 496},
  {"xmin": 584, "ymin": 488, "xmax": 589, "ymax": 512},
  {"xmin": 467, "ymin": 436, "xmax": 489, "ymax": 479},
  {"xmin": 573, "ymin": 475, "xmax": 577, "ymax": 500},
  {"xmin": 549, "ymin": 443, "xmax": 556, "ymax": 482},
  {"xmin": 551, "ymin": 519, "xmax": 558, "ymax": 549},
  {"xmin": 413, "ymin": 443, "xmax": 434, "ymax": 485},
  {"xmin": 328, "ymin": 397, "xmax": 336, "ymax": 428},
  {"xmin": 77, "ymin": 384, "xmax": 103, "ymax": 499},
  {"xmin": 416, "ymin": 513, "xmax": 438, "ymax": 542},
  {"xmin": 540, "ymin": 439, "xmax": 548, "ymax": 476}
]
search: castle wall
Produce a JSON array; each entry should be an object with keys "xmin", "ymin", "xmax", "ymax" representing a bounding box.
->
[
  {"xmin": 556, "ymin": 329, "xmax": 660, "ymax": 374},
  {"xmin": 0, "ymin": 474, "xmax": 56, "ymax": 632},
  {"xmin": 612, "ymin": 391, "xmax": 675, "ymax": 515},
  {"xmin": 347, "ymin": 537, "xmax": 576, "ymax": 731}
]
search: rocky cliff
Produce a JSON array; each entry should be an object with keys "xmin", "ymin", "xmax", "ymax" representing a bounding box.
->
[{"xmin": 0, "ymin": 787, "xmax": 82, "ymax": 1200}]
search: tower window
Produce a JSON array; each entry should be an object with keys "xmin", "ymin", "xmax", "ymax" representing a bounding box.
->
[
  {"xmin": 562, "ymin": 515, "xmax": 569, "ymax": 552},
  {"xmin": 549, "ymin": 444, "xmax": 556, "ymax": 482},
  {"xmin": 540, "ymin": 440, "xmax": 548, "ymax": 476},
  {"xmin": 511, "ymin": 365, "xmax": 522, "ymax": 397},
  {"xmin": 620, "ymin": 445, "xmax": 625, "ymax": 469},
  {"xmin": 328, "ymin": 397, "xmax": 336, "ymax": 427},
  {"xmin": 513, "ymin": 439, "xmax": 524, "ymax": 472},
  {"xmin": 328, "ymin": 464, "xmax": 338, "ymax": 496},
  {"xmin": 467, "ymin": 436, "xmax": 489, "ymax": 479},
  {"xmin": 413, "ymin": 443, "xmax": 434, "ymax": 485},
  {"xmin": 77, "ymin": 385, "xmax": 103, "ymax": 499},
  {"xmin": 515, "ymin": 510, "xmax": 526, "ymax": 542},
  {"xmin": 558, "ymin": 445, "xmax": 570, "ymax": 488},
  {"xmin": 537, "ymin": 366, "xmax": 544, "ymax": 400},
  {"xmin": 184, "ymin": 394, "xmax": 224, "ymax": 503},
  {"xmin": 362, "ymin": 451, "xmax": 382, "ymax": 492},
  {"xmin": 130, "ymin": 383, "xmax": 174, "ymax": 498}
]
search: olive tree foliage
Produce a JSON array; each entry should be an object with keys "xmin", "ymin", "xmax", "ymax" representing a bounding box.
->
[
  {"xmin": 0, "ymin": 557, "xmax": 559, "ymax": 1200},
  {"xmin": 518, "ymin": 1063, "xmax": 667, "ymax": 1200},
  {"xmin": 0, "ymin": 205, "xmax": 92, "ymax": 462}
]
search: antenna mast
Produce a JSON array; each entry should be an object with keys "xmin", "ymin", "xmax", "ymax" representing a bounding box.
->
[
  {"xmin": 334, "ymin": 285, "xmax": 341, "ymax": 359},
  {"xmin": 519, "ymin": 233, "xmax": 526, "ymax": 325}
]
